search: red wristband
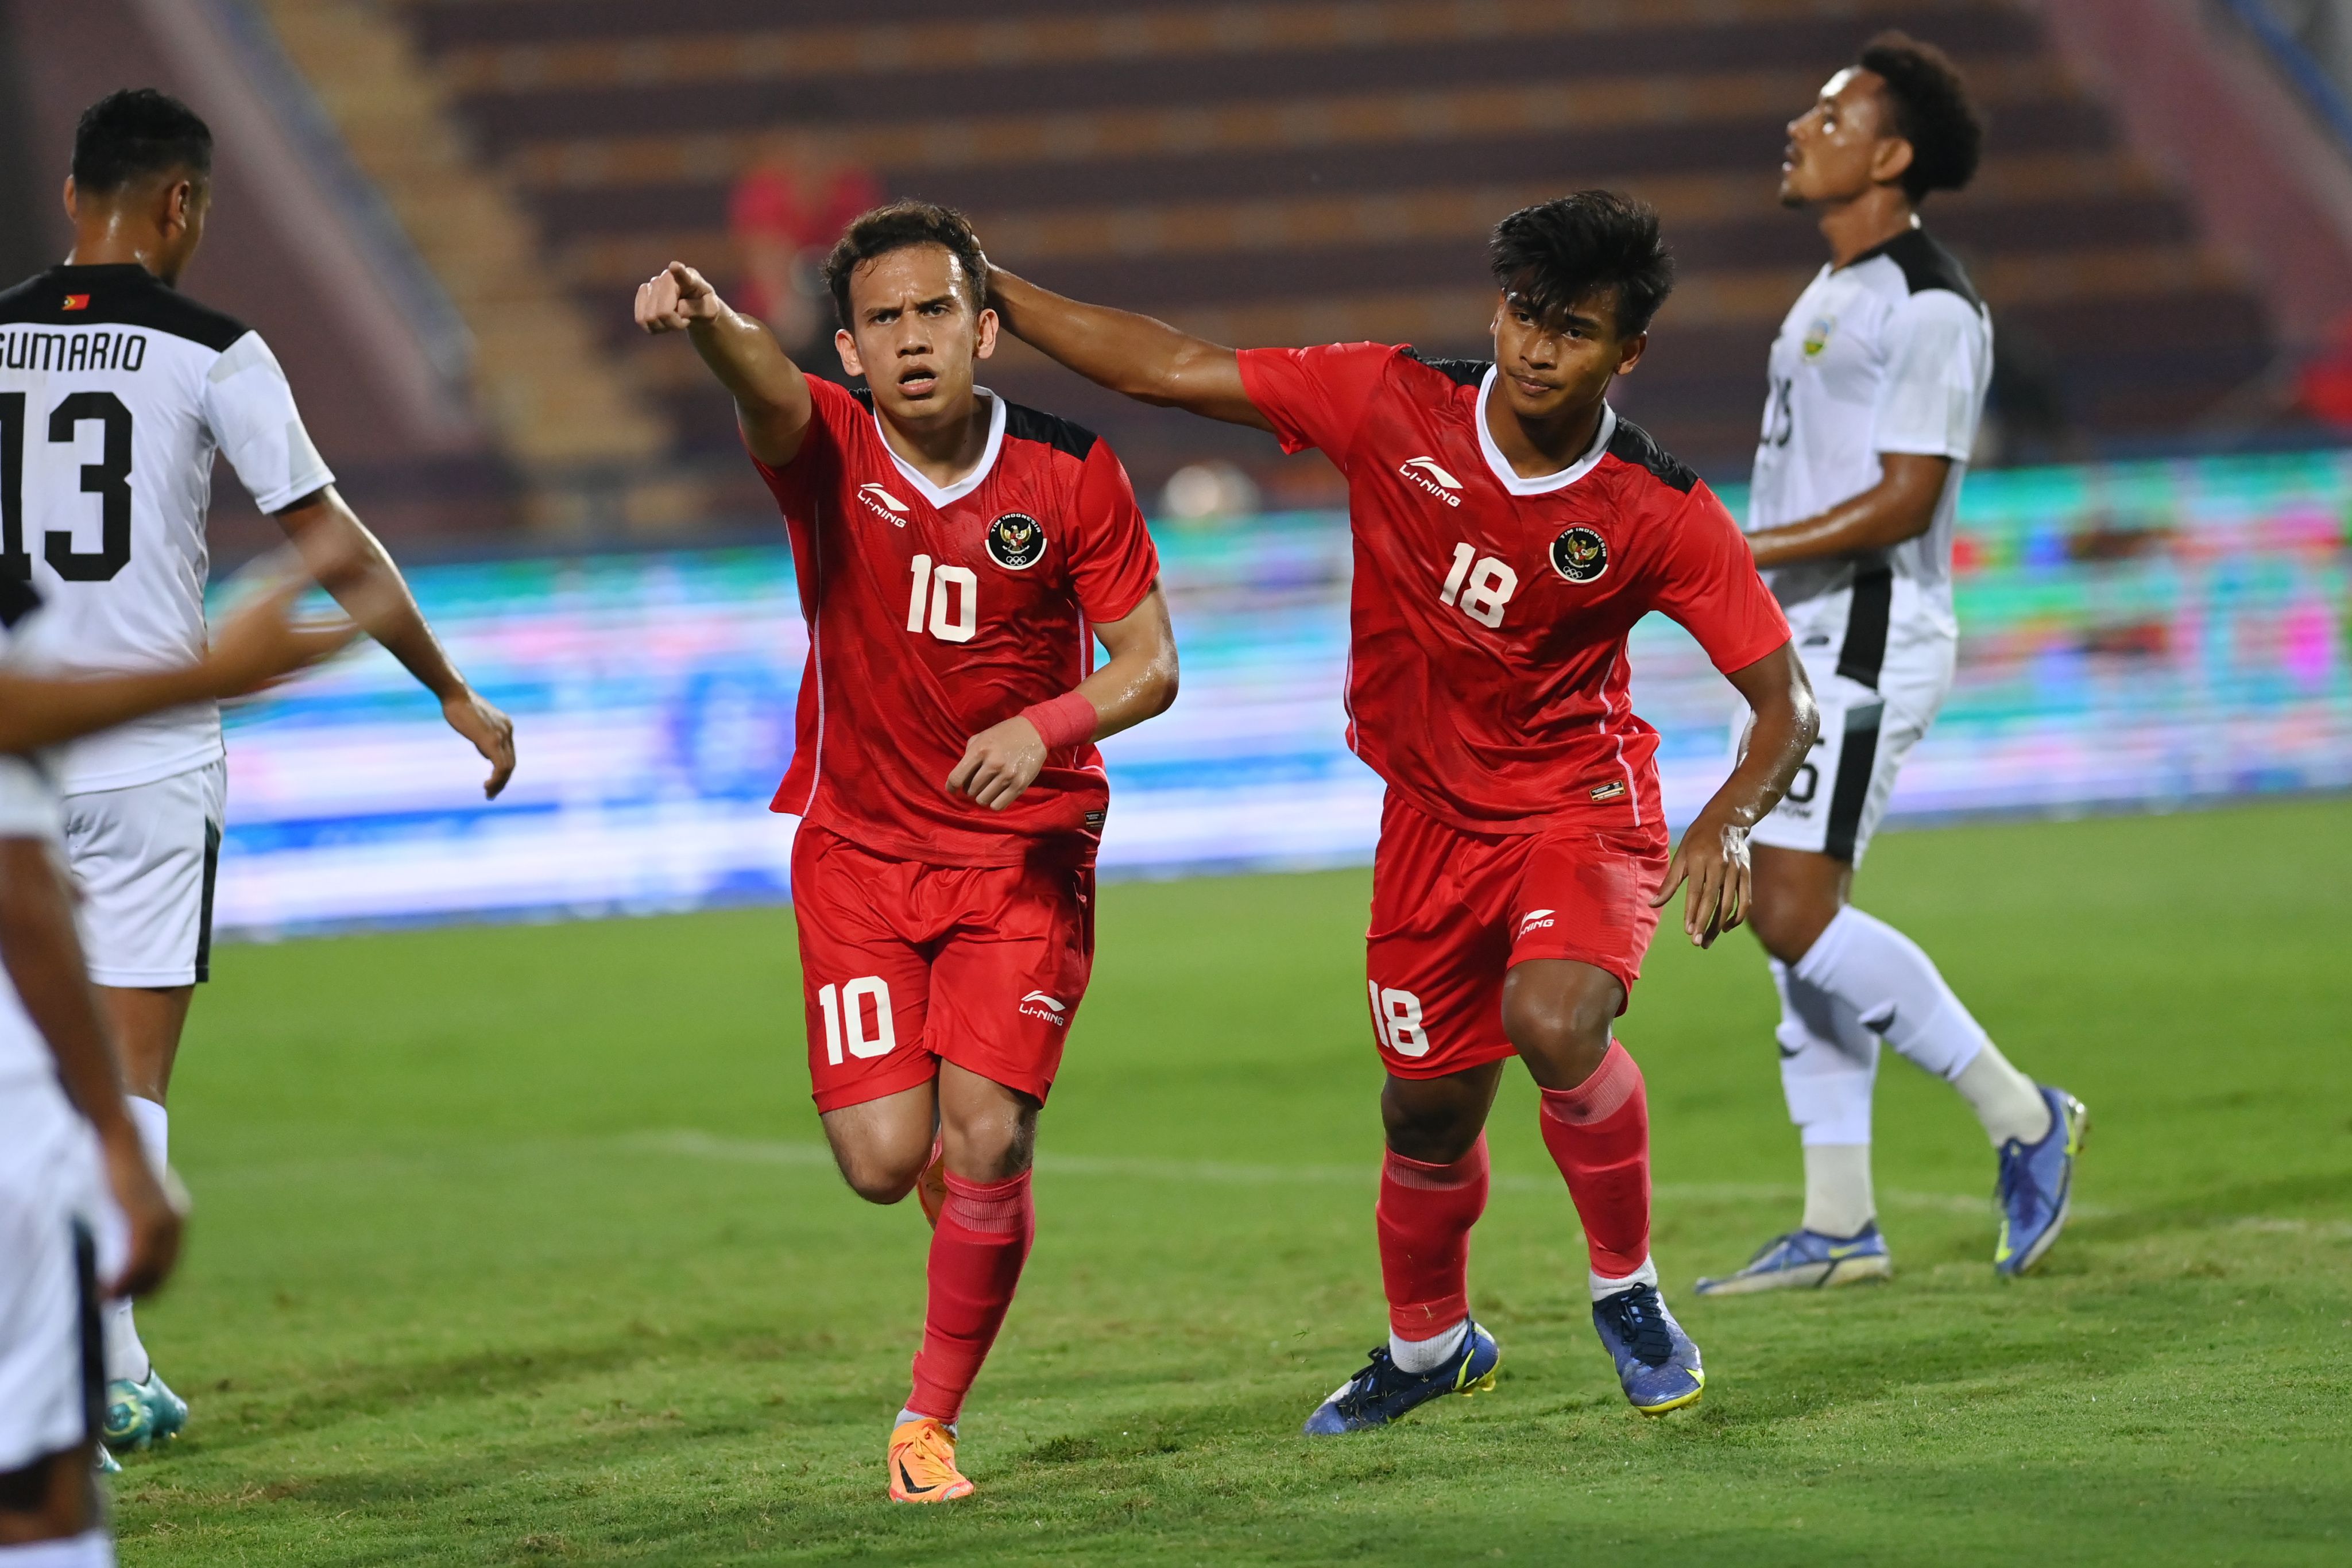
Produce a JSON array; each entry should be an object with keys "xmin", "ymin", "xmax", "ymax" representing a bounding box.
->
[{"xmin": 1020, "ymin": 691, "xmax": 1097, "ymax": 750}]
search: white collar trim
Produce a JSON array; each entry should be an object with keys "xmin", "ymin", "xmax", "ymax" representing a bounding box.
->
[
  {"xmin": 874, "ymin": 386, "xmax": 1006, "ymax": 507},
  {"xmin": 1473, "ymin": 366, "xmax": 1616, "ymax": 495}
]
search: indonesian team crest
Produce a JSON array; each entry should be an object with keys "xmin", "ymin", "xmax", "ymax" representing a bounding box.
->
[
  {"xmin": 1551, "ymin": 525, "xmax": 1609, "ymax": 583},
  {"xmin": 986, "ymin": 512, "xmax": 1047, "ymax": 569}
]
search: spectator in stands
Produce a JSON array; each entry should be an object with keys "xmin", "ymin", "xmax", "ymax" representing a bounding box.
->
[{"xmin": 729, "ymin": 138, "xmax": 881, "ymax": 365}]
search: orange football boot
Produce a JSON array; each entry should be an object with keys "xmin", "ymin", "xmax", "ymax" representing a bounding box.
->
[{"xmin": 887, "ymin": 1416, "xmax": 975, "ymax": 1503}]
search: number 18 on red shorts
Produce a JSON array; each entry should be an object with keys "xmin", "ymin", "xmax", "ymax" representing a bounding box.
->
[
  {"xmin": 1365, "ymin": 792, "xmax": 1670, "ymax": 1077},
  {"xmin": 792, "ymin": 824, "xmax": 1097, "ymax": 1113}
]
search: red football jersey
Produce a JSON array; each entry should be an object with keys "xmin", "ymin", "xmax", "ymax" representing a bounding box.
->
[
  {"xmin": 1237, "ymin": 343, "xmax": 1789, "ymax": 833},
  {"xmin": 756, "ymin": 378, "xmax": 1160, "ymax": 866}
]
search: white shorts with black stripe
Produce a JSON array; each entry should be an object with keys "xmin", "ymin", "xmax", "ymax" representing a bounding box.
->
[
  {"xmin": 0, "ymin": 1076, "xmax": 117, "ymax": 1473},
  {"xmin": 1740, "ymin": 568, "xmax": 1956, "ymax": 866},
  {"xmin": 62, "ymin": 758, "xmax": 227, "ymax": 988}
]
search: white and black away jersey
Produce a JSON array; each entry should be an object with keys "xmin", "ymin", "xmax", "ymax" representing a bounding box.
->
[
  {"xmin": 0, "ymin": 263, "xmax": 333, "ymax": 792},
  {"xmin": 0, "ymin": 577, "xmax": 64, "ymax": 1090},
  {"xmin": 1746, "ymin": 227, "xmax": 1991, "ymax": 675}
]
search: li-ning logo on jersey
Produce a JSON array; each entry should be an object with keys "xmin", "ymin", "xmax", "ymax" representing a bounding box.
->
[
  {"xmin": 857, "ymin": 482, "xmax": 911, "ymax": 525},
  {"xmin": 1019, "ymin": 990, "xmax": 1069, "ymax": 1026},
  {"xmin": 1, "ymin": 330, "xmax": 146, "ymax": 373},
  {"xmin": 986, "ymin": 512, "xmax": 1047, "ymax": 570},
  {"xmin": 1551, "ymin": 525, "xmax": 1608, "ymax": 583},
  {"xmin": 1802, "ymin": 315, "xmax": 1836, "ymax": 359},
  {"xmin": 1398, "ymin": 455, "xmax": 1463, "ymax": 508},
  {"xmin": 1517, "ymin": 908, "xmax": 1556, "ymax": 938}
]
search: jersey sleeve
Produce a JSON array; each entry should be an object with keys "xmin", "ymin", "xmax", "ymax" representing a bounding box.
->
[
  {"xmin": 1065, "ymin": 439, "xmax": 1160, "ymax": 624},
  {"xmin": 747, "ymin": 375, "xmax": 862, "ymax": 506},
  {"xmin": 1871, "ymin": 291, "xmax": 1990, "ymax": 461},
  {"xmin": 1653, "ymin": 482, "xmax": 1792, "ymax": 675},
  {"xmin": 1234, "ymin": 342, "xmax": 1398, "ymax": 464},
  {"xmin": 202, "ymin": 332, "xmax": 335, "ymax": 514}
]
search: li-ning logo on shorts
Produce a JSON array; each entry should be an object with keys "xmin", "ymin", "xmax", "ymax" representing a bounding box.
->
[
  {"xmin": 858, "ymin": 483, "xmax": 910, "ymax": 525},
  {"xmin": 1019, "ymin": 990, "xmax": 1069, "ymax": 1027},
  {"xmin": 1398, "ymin": 456, "xmax": 1463, "ymax": 508},
  {"xmin": 987, "ymin": 512, "xmax": 1047, "ymax": 569},
  {"xmin": 1552, "ymin": 525, "xmax": 1608, "ymax": 583}
]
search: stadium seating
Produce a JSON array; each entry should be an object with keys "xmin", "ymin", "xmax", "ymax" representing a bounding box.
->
[{"xmin": 385, "ymin": 0, "xmax": 2277, "ymax": 505}]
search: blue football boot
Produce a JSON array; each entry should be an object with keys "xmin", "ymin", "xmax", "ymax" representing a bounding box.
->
[
  {"xmin": 1693, "ymin": 1222, "xmax": 1893, "ymax": 1296},
  {"xmin": 102, "ymin": 1368, "xmax": 189, "ymax": 1452},
  {"xmin": 1994, "ymin": 1086, "xmax": 2088, "ymax": 1277},
  {"xmin": 1592, "ymin": 1284, "xmax": 1704, "ymax": 1415},
  {"xmin": 1302, "ymin": 1319, "xmax": 1500, "ymax": 1435}
]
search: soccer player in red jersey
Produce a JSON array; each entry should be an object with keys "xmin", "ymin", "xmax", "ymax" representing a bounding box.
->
[
  {"xmin": 635, "ymin": 202, "xmax": 1178, "ymax": 1501},
  {"xmin": 987, "ymin": 192, "xmax": 1818, "ymax": 1428}
]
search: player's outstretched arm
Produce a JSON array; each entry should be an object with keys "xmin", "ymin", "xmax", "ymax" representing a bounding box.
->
[
  {"xmin": 0, "ymin": 567, "xmax": 362, "ymax": 752},
  {"xmin": 0, "ymin": 837, "xmax": 184, "ymax": 1297},
  {"xmin": 274, "ymin": 489, "xmax": 517, "ymax": 799},
  {"xmin": 636, "ymin": 260, "xmax": 814, "ymax": 466},
  {"xmin": 1653, "ymin": 641, "xmax": 1819, "ymax": 947},
  {"xmin": 1747, "ymin": 452, "xmax": 1950, "ymax": 568},
  {"xmin": 946, "ymin": 584, "xmax": 1179, "ymax": 811},
  {"xmin": 988, "ymin": 269, "xmax": 1274, "ymax": 433}
]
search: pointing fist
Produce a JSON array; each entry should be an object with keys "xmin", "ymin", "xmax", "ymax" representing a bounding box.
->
[{"xmin": 635, "ymin": 261, "xmax": 723, "ymax": 334}]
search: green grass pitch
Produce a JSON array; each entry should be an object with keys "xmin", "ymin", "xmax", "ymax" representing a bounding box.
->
[{"xmin": 109, "ymin": 800, "xmax": 2350, "ymax": 1565}]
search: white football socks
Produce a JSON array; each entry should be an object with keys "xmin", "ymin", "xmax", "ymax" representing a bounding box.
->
[
  {"xmin": 1588, "ymin": 1255, "xmax": 1658, "ymax": 1303},
  {"xmin": 1793, "ymin": 907, "xmax": 2051, "ymax": 1146},
  {"xmin": 1771, "ymin": 958, "xmax": 1881, "ymax": 1147},
  {"xmin": 1801, "ymin": 1144, "xmax": 1877, "ymax": 1238},
  {"xmin": 1388, "ymin": 1317, "xmax": 1468, "ymax": 1374},
  {"xmin": 103, "ymin": 1097, "xmax": 168, "ymax": 1385},
  {"xmin": 0, "ymin": 1531, "xmax": 117, "ymax": 1567}
]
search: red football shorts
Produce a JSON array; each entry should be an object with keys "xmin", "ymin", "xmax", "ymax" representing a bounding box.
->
[
  {"xmin": 792, "ymin": 824, "xmax": 1096, "ymax": 1113},
  {"xmin": 1364, "ymin": 791, "xmax": 1670, "ymax": 1079}
]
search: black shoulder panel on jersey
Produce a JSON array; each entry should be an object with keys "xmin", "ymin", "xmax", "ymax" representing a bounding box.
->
[
  {"xmin": 1004, "ymin": 401, "xmax": 1098, "ymax": 460},
  {"xmin": 0, "ymin": 265, "xmax": 249, "ymax": 350},
  {"xmin": 1605, "ymin": 417, "xmax": 1699, "ymax": 494},
  {"xmin": 1401, "ymin": 349, "xmax": 1489, "ymax": 388},
  {"xmin": 0, "ymin": 574, "xmax": 41, "ymax": 629},
  {"xmin": 1861, "ymin": 230, "xmax": 1984, "ymax": 312}
]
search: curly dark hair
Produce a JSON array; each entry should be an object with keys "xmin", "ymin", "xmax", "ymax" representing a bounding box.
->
[
  {"xmin": 73, "ymin": 88, "xmax": 212, "ymax": 195},
  {"xmin": 1858, "ymin": 31, "xmax": 1983, "ymax": 202},
  {"xmin": 822, "ymin": 200, "xmax": 989, "ymax": 330},
  {"xmin": 1488, "ymin": 191, "xmax": 1676, "ymax": 339}
]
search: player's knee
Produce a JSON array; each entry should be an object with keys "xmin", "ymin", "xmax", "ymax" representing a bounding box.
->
[
  {"xmin": 831, "ymin": 1145, "xmax": 923, "ymax": 1206},
  {"xmin": 1748, "ymin": 881, "xmax": 1833, "ymax": 966},
  {"xmin": 1500, "ymin": 978, "xmax": 1615, "ymax": 1088},
  {"xmin": 939, "ymin": 1107, "xmax": 1035, "ymax": 1183}
]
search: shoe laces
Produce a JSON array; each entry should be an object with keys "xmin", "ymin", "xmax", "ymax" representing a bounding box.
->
[
  {"xmin": 1597, "ymin": 1284, "xmax": 1675, "ymax": 1366},
  {"xmin": 892, "ymin": 1419, "xmax": 961, "ymax": 1486}
]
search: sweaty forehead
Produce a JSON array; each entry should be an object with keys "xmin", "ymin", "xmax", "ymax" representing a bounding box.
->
[
  {"xmin": 1817, "ymin": 67, "xmax": 1890, "ymax": 127},
  {"xmin": 850, "ymin": 245, "xmax": 970, "ymax": 312}
]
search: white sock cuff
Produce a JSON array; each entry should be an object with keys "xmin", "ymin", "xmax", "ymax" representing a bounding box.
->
[
  {"xmin": 0, "ymin": 1530, "xmax": 117, "ymax": 1567},
  {"xmin": 1790, "ymin": 904, "xmax": 1862, "ymax": 985},
  {"xmin": 1388, "ymin": 1317, "xmax": 1470, "ymax": 1374},
  {"xmin": 1589, "ymin": 1256, "xmax": 1658, "ymax": 1302},
  {"xmin": 126, "ymin": 1097, "xmax": 168, "ymax": 1168}
]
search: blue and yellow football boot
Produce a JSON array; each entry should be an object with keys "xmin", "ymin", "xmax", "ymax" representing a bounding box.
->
[
  {"xmin": 102, "ymin": 1368, "xmax": 188, "ymax": 1452},
  {"xmin": 1693, "ymin": 1222, "xmax": 1893, "ymax": 1296},
  {"xmin": 1302, "ymin": 1319, "xmax": 1500, "ymax": 1435},
  {"xmin": 1592, "ymin": 1284, "xmax": 1703, "ymax": 1414},
  {"xmin": 1994, "ymin": 1086, "xmax": 2088, "ymax": 1277}
]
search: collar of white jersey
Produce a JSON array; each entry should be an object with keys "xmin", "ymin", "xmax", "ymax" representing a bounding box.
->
[
  {"xmin": 1473, "ymin": 367, "xmax": 1617, "ymax": 495},
  {"xmin": 871, "ymin": 386, "xmax": 1007, "ymax": 508}
]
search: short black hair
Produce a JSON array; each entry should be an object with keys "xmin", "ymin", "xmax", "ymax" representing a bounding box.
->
[
  {"xmin": 1488, "ymin": 191, "xmax": 1675, "ymax": 339},
  {"xmin": 822, "ymin": 200, "xmax": 989, "ymax": 331},
  {"xmin": 1857, "ymin": 31, "xmax": 1982, "ymax": 202},
  {"xmin": 72, "ymin": 88, "xmax": 212, "ymax": 195}
]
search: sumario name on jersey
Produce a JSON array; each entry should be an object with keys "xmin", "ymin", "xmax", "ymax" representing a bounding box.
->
[{"xmin": 2, "ymin": 329, "xmax": 148, "ymax": 374}]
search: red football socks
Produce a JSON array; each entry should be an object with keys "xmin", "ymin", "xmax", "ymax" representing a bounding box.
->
[
  {"xmin": 906, "ymin": 1169, "xmax": 1035, "ymax": 1424},
  {"xmin": 1537, "ymin": 1039, "xmax": 1652, "ymax": 1278},
  {"xmin": 1376, "ymin": 1134, "xmax": 1490, "ymax": 1338}
]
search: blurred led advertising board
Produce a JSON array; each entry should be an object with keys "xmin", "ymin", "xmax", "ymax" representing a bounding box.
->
[{"xmin": 216, "ymin": 450, "xmax": 2352, "ymax": 934}]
